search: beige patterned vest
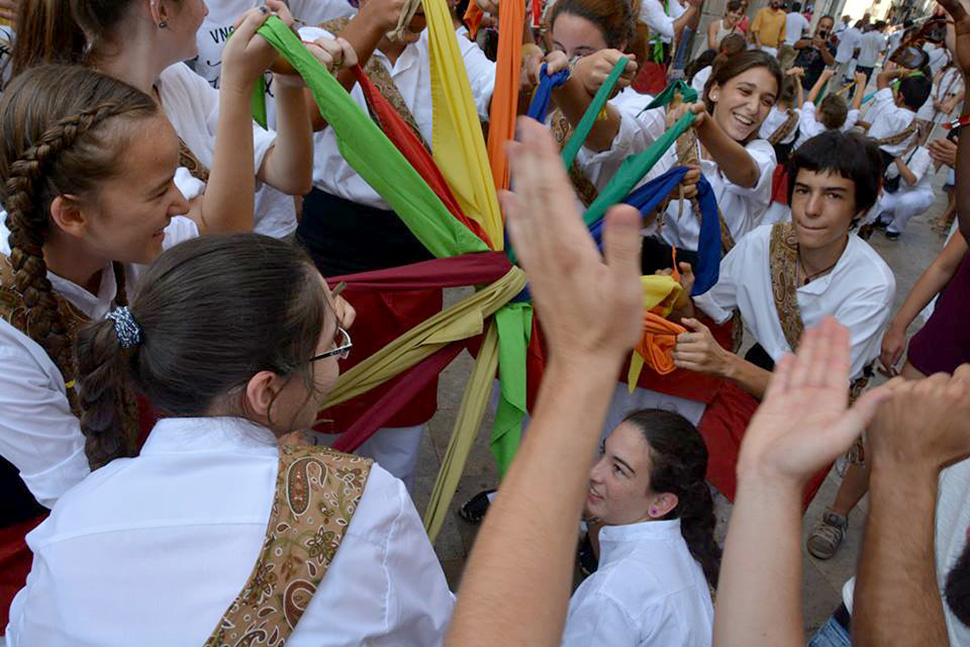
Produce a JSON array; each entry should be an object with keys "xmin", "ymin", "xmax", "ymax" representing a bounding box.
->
[{"xmin": 205, "ymin": 445, "xmax": 372, "ymax": 647}]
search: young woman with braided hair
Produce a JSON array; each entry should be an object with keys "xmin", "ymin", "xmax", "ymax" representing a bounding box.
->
[
  {"xmin": 563, "ymin": 409, "xmax": 718, "ymax": 646},
  {"xmin": 11, "ymin": 0, "xmax": 333, "ymax": 238},
  {"xmin": 0, "ymin": 36, "xmax": 353, "ymax": 623}
]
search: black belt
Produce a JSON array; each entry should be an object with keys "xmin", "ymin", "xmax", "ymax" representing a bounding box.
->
[{"xmin": 833, "ymin": 602, "xmax": 852, "ymax": 632}]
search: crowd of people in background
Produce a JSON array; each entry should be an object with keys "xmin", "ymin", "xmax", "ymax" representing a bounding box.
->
[{"xmin": 0, "ymin": 0, "xmax": 967, "ymax": 644}]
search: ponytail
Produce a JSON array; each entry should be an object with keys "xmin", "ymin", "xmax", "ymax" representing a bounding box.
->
[
  {"xmin": 75, "ymin": 234, "xmax": 331, "ymax": 455},
  {"xmin": 75, "ymin": 306, "xmax": 136, "ymax": 469},
  {"xmin": 623, "ymin": 409, "xmax": 722, "ymax": 588}
]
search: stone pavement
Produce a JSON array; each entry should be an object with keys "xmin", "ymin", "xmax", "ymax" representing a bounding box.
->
[{"xmin": 409, "ymin": 134, "xmax": 954, "ymax": 638}]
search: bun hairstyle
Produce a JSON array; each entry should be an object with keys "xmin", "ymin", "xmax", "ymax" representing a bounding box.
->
[
  {"xmin": 0, "ymin": 64, "xmax": 157, "ymax": 417},
  {"xmin": 76, "ymin": 234, "xmax": 330, "ymax": 467},
  {"xmin": 622, "ymin": 409, "xmax": 721, "ymax": 588},
  {"xmin": 702, "ymin": 48, "xmax": 782, "ymax": 115},
  {"xmin": 12, "ymin": 0, "xmax": 166, "ymax": 75},
  {"xmin": 548, "ymin": 0, "xmax": 647, "ymax": 64}
]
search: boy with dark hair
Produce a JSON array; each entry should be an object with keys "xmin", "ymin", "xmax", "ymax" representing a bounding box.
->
[
  {"xmin": 867, "ymin": 66, "xmax": 933, "ymax": 168},
  {"xmin": 666, "ymin": 130, "xmax": 895, "ymax": 506}
]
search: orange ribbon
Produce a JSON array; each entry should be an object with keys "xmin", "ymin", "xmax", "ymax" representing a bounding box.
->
[{"xmin": 634, "ymin": 312, "xmax": 686, "ymax": 376}]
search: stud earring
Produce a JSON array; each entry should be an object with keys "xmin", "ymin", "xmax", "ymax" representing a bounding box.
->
[
  {"xmin": 158, "ymin": 20, "xmax": 168, "ymax": 28},
  {"xmin": 650, "ymin": 508, "xmax": 658, "ymax": 516}
]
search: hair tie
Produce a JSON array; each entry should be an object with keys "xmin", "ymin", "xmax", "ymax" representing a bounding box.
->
[{"xmin": 106, "ymin": 306, "xmax": 142, "ymax": 349}]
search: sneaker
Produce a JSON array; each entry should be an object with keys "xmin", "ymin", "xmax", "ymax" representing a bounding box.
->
[
  {"xmin": 885, "ymin": 230, "xmax": 901, "ymax": 240},
  {"xmin": 458, "ymin": 489, "xmax": 495, "ymax": 523},
  {"xmin": 807, "ymin": 510, "xmax": 848, "ymax": 560}
]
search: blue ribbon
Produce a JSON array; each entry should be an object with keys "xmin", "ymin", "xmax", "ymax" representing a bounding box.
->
[
  {"xmin": 587, "ymin": 166, "xmax": 721, "ymax": 296},
  {"xmin": 526, "ymin": 64, "xmax": 571, "ymax": 123}
]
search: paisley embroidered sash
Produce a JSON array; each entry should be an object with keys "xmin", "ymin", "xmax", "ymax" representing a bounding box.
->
[{"xmin": 205, "ymin": 445, "xmax": 372, "ymax": 647}]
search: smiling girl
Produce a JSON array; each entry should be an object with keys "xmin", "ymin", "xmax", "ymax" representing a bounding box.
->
[
  {"xmin": 563, "ymin": 409, "xmax": 719, "ymax": 646},
  {"xmin": 13, "ymin": 0, "xmax": 316, "ymax": 239},
  {"xmin": 656, "ymin": 50, "xmax": 782, "ymax": 253}
]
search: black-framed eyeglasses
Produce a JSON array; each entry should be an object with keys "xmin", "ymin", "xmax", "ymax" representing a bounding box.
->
[{"xmin": 311, "ymin": 326, "xmax": 352, "ymax": 361}]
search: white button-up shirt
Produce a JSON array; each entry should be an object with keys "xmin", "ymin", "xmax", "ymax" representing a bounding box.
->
[
  {"xmin": 656, "ymin": 138, "xmax": 777, "ymax": 251},
  {"xmin": 866, "ymin": 87, "xmax": 918, "ymax": 157},
  {"xmin": 694, "ymin": 224, "xmax": 896, "ymax": 380},
  {"xmin": 6, "ymin": 416, "xmax": 455, "ymax": 646},
  {"xmin": 0, "ymin": 215, "xmax": 198, "ymax": 508},
  {"xmin": 300, "ymin": 25, "xmax": 496, "ymax": 210},
  {"xmin": 561, "ymin": 519, "xmax": 714, "ymax": 647}
]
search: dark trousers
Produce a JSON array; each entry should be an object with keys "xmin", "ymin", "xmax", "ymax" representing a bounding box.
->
[{"xmin": 296, "ymin": 188, "xmax": 434, "ymax": 277}]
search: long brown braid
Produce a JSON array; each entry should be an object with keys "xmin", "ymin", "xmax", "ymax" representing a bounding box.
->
[{"xmin": 0, "ymin": 64, "xmax": 157, "ymax": 467}]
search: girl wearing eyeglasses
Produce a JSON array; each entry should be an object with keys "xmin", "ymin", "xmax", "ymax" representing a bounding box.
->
[{"xmin": 6, "ymin": 234, "xmax": 455, "ymax": 646}]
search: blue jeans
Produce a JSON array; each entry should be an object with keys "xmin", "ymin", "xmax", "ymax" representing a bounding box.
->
[{"xmin": 808, "ymin": 615, "xmax": 851, "ymax": 647}]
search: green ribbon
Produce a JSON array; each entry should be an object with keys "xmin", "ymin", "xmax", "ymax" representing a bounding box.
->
[
  {"xmin": 581, "ymin": 110, "xmax": 695, "ymax": 228},
  {"xmin": 561, "ymin": 56, "xmax": 632, "ymax": 170},
  {"xmin": 253, "ymin": 17, "xmax": 489, "ymax": 258},
  {"xmin": 644, "ymin": 78, "xmax": 698, "ymax": 110},
  {"xmin": 251, "ymin": 75, "xmax": 268, "ymax": 129},
  {"xmin": 490, "ymin": 302, "xmax": 532, "ymax": 474}
]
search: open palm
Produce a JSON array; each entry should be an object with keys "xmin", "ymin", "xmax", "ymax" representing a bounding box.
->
[{"xmin": 737, "ymin": 317, "xmax": 889, "ymax": 484}]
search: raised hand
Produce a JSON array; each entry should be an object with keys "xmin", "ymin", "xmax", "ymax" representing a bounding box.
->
[
  {"xmin": 222, "ymin": 0, "xmax": 294, "ymax": 92},
  {"xmin": 868, "ymin": 365, "xmax": 970, "ymax": 476},
  {"xmin": 307, "ymin": 36, "xmax": 358, "ymax": 73},
  {"xmin": 736, "ymin": 317, "xmax": 890, "ymax": 485},
  {"xmin": 502, "ymin": 117, "xmax": 643, "ymax": 366},
  {"xmin": 573, "ymin": 50, "xmax": 637, "ymax": 96}
]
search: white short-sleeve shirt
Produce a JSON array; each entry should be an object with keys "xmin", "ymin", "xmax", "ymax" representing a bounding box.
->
[
  {"xmin": 866, "ymin": 87, "xmax": 918, "ymax": 157},
  {"xmin": 794, "ymin": 101, "xmax": 860, "ymax": 148},
  {"xmin": 561, "ymin": 519, "xmax": 714, "ymax": 647},
  {"xmin": 884, "ymin": 145, "xmax": 934, "ymax": 194},
  {"xmin": 657, "ymin": 138, "xmax": 777, "ymax": 251},
  {"xmin": 6, "ymin": 416, "xmax": 455, "ymax": 646},
  {"xmin": 0, "ymin": 215, "xmax": 198, "ymax": 507},
  {"xmin": 784, "ymin": 12, "xmax": 810, "ymax": 45},
  {"xmin": 916, "ymin": 66, "xmax": 965, "ymax": 123},
  {"xmin": 835, "ymin": 27, "xmax": 862, "ymax": 63},
  {"xmin": 156, "ymin": 63, "xmax": 294, "ymax": 238},
  {"xmin": 693, "ymin": 224, "xmax": 896, "ymax": 380},
  {"xmin": 857, "ymin": 31, "xmax": 887, "ymax": 67},
  {"xmin": 299, "ymin": 25, "xmax": 495, "ymax": 210}
]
